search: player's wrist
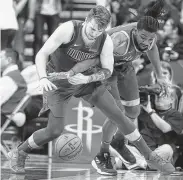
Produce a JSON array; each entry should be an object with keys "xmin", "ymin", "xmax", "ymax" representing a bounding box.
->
[
  {"xmin": 87, "ymin": 75, "xmax": 94, "ymax": 83},
  {"xmin": 67, "ymin": 69, "xmax": 75, "ymax": 77},
  {"xmin": 40, "ymin": 76, "xmax": 47, "ymax": 81}
]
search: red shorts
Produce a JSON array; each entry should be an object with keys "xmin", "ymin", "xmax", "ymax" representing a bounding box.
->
[{"xmin": 108, "ymin": 62, "xmax": 140, "ymax": 107}]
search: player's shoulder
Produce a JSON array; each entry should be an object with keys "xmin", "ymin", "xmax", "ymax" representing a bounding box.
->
[
  {"xmin": 59, "ymin": 20, "xmax": 75, "ymax": 30},
  {"xmin": 101, "ymin": 34, "xmax": 114, "ymax": 54},
  {"xmin": 56, "ymin": 21, "xmax": 75, "ymax": 40},
  {"xmin": 110, "ymin": 31, "xmax": 129, "ymax": 46},
  {"xmin": 104, "ymin": 34, "xmax": 114, "ymax": 47}
]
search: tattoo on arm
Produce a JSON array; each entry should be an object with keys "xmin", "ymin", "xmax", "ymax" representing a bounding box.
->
[
  {"xmin": 72, "ymin": 58, "xmax": 99, "ymax": 74},
  {"xmin": 88, "ymin": 68, "xmax": 111, "ymax": 82}
]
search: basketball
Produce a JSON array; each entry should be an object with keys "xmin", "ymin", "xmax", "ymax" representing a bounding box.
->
[{"xmin": 55, "ymin": 133, "xmax": 83, "ymax": 161}]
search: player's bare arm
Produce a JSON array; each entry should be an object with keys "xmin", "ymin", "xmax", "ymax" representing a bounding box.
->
[
  {"xmin": 36, "ymin": 21, "xmax": 74, "ymax": 79},
  {"xmin": 35, "ymin": 21, "xmax": 74, "ymax": 90},
  {"xmin": 50, "ymin": 34, "xmax": 114, "ymax": 82},
  {"xmin": 48, "ymin": 57, "xmax": 100, "ymax": 81},
  {"xmin": 54, "ymin": 25, "xmax": 133, "ymax": 81},
  {"xmin": 146, "ymin": 44, "xmax": 169, "ymax": 96},
  {"xmin": 88, "ymin": 34, "xmax": 114, "ymax": 82},
  {"xmin": 68, "ymin": 35, "xmax": 114, "ymax": 85},
  {"xmin": 146, "ymin": 43, "xmax": 163, "ymax": 79}
]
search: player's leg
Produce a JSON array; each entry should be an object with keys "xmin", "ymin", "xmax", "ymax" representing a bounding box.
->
[
  {"xmin": 112, "ymin": 64, "xmax": 140, "ymax": 145},
  {"xmin": 101, "ymin": 75, "xmax": 123, "ymax": 153},
  {"xmin": 18, "ymin": 108, "xmax": 67, "ymax": 153},
  {"xmin": 88, "ymin": 90, "xmax": 151, "ymax": 155},
  {"xmin": 85, "ymin": 89, "xmax": 175, "ymax": 175},
  {"xmin": 8, "ymin": 90, "xmax": 70, "ymax": 173},
  {"xmin": 104, "ymin": 72, "xmax": 136, "ymax": 164},
  {"xmin": 84, "ymin": 89, "xmax": 144, "ymax": 175},
  {"xmin": 118, "ymin": 63, "xmax": 140, "ymax": 124},
  {"xmin": 104, "ymin": 65, "xmax": 140, "ymax": 143}
]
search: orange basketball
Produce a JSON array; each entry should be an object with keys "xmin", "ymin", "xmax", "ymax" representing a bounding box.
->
[{"xmin": 55, "ymin": 133, "xmax": 83, "ymax": 161}]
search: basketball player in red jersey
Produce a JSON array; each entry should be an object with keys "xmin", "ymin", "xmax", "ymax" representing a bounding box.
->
[
  {"xmin": 90, "ymin": 0, "xmax": 176, "ymax": 175},
  {"xmin": 65, "ymin": 0, "xmax": 175, "ymax": 176},
  {"xmin": 8, "ymin": 4, "xmax": 174, "ymax": 176}
]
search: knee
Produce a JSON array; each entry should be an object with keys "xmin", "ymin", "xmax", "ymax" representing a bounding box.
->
[
  {"xmin": 125, "ymin": 105, "xmax": 140, "ymax": 120},
  {"xmin": 115, "ymin": 100, "xmax": 125, "ymax": 112}
]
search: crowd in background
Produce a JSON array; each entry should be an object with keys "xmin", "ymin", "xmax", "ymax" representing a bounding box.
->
[{"xmin": 1, "ymin": 0, "xmax": 183, "ymax": 170}]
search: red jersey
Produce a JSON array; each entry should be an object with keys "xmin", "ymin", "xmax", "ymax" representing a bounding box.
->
[
  {"xmin": 107, "ymin": 23, "xmax": 156, "ymax": 67},
  {"xmin": 47, "ymin": 20, "xmax": 107, "ymax": 73}
]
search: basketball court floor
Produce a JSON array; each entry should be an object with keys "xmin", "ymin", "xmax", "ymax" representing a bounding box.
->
[{"xmin": 1, "ymin": 154, "xmax": 183, "ymax": 180}]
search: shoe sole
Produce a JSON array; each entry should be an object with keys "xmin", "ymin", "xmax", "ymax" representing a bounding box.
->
[
  {"xmin": 91, "ymin": 160, "xmax": 117, "ymax": 176},
  {"xmin": 109, "ymin": 145, "xmax": 131, "ymax": 165}
]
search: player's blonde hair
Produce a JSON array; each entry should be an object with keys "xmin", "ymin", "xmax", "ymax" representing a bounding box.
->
[{"xmin": 86, "ymin": 5, "xmax": 111, "ymax": 30}]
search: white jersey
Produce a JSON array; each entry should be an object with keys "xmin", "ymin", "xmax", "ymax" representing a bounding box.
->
[{"xmin": 0, "ymin": 0, "xmax": 18, "ymax": 30}]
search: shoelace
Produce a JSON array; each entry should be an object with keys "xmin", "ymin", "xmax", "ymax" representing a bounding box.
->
[
  {"xmin": 17, "ymin": 154, "xmax": 30, "ymax": 167},
  {"xmin": 103, "ymin": 154, "xmax": 113, "ymax": 169},
  {"xmin": 11, "ymin": 151, "xmax": 30, "ymax": 168},
  {"xmin": 11, "ymin": 155, "xmax": 30, "ymax": 170}
]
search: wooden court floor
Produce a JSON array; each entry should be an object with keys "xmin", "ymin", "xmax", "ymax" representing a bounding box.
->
[{"xmin": 1, "ymin": 154, "xmax": 183, "ymax": 180}]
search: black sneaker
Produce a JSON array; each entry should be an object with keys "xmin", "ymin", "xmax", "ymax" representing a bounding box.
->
[
  {"xmin": 91, "ymin": 152, "xmax": 117, "ymax": 176},
  {"xmin": 110, "ymin": 137, "xmax": 136, "ymax": 164}
]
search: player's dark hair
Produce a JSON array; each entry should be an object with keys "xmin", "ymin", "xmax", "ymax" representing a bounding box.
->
[
  {"xmin": 137, "ymin": 0, "xmax": 166, "ymax": 32},
  {"xmin": 86, "ymin": 5, "xmax": 111, "ymax": 30},
  {"xmin": 4, "ymin": 48, "xmax": 19, "ymax": 64}
]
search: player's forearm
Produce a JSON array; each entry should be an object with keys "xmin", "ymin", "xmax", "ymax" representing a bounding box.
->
[
  {"xmin": 52, "ymin": 58, "xmax": 100, "ymax": 79},
  {"xmin": 35, "ymin": 52, "xmax": 48, "ymax": 79},
  {"xmin": 87, "ymin": 68, "xmax": 112, "ymax": 82},
  {"xmin": 71, "ymin": 58, "xmax": 99, "ymax": 75},
  {"xmin": 147, "ymin": 45, "xmax": 163, "ymax": 79},
  {"xmin": 150, "ymin": 59, "xmax": 162, "ymax": 79}
]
